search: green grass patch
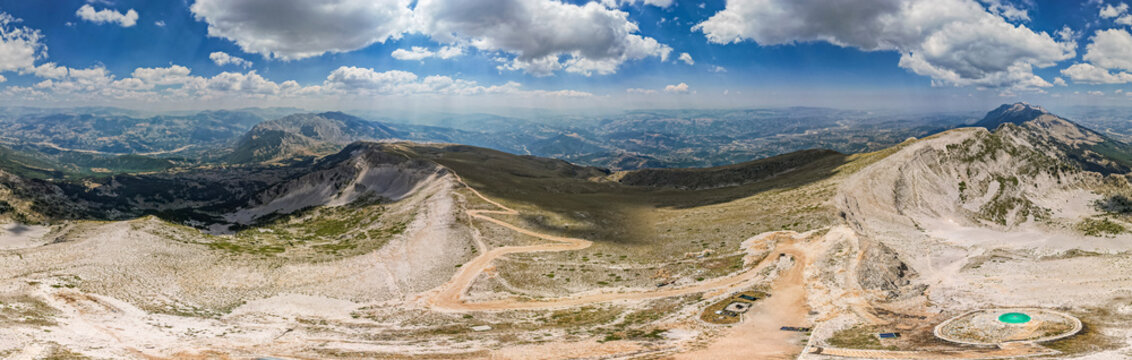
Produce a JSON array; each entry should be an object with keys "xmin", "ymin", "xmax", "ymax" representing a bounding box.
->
[
  {"xmin": 1077, "ymin": 217, "xmax": 1126, "ymax": 237},
  {"xmin": 827, "ymin": 325, "xmax": 897, "ymax": 350},
  {"xmin": 699, "ymin": 290, "xmax": 767, "ymax": 325}
]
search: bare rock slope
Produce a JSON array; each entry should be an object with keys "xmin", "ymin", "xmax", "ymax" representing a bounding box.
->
[{"xmin": 838, "ymin": 104, "xmax": 1132, "ymax": 310}]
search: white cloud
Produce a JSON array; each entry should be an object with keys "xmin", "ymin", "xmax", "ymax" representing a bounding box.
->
[
  {"xmin": 324, "ymin": 66, "xmax": 418, "ymax": 93},
  {"xmin": 1100, "ymin": 3, "xmax": 1129, "ymax": 18},
  {"xmin": 1061, "ymin": 63, "xmax": 1132, "ymax": 84},
  {"xmin": 981, "ymin": 0, "xmax": 1029, "ymax": 21},
  {"xmin": 1063, "ymin": 29, "xmax": 1132, "ymax": 84},
  {"xmin": 210, "ymin": 51, "xmax": 253, "ymax": 68},
  {"xmin": 110, "ymin": 77, "xmax": 151, "ymax": 91},
  {"xmin": 694, "ymin": 0, "xmax": 1074, "ymax": 89},
  {"xmin": 322, "ymin": 66, "xmax": 591, "ymax": 97},
  {"xmin": 1057, "ymin": 26, "xmax": 1077, "ymax": 42},
  {"xmin": 32, "ymin": 66, "xmax": 116, "ymax": 94},
  {"xmin": 201, "ymin": 71, "xmax": 280, "ymax": 94},
  {"xmin": 664, "ymin": 82, "xmax": 690, "ymax": 93},
  {"xmin": 131, "ymin": 65, "xmax": 193, "ymax": 85},
  {"xmin": 709, "ymin": 65, "xmax": 727, "ymax": 73},
  {"xmin": 30, "ymin": 63, "xmax": 68, "ymax": 79},
  {"xmin": 678, "ymin": 52, "xmax": 694, "ymax": 65},
  {"xmin": 1088, "ymin": 90, "xmax": 1105, "ymax": 96},
  {"xmin": 155, "ymin": 20, "xmax": 166, "ymax": 27},
  {"xmin": 628, "ymin": 82, "xmax": 697, "ymax": 94},
  {"xmin": 435, "ymin": 45, "xmax": 464, "ymax": 59},
  {"xmin": 391, "ymin": 46, "xmax": 464, "ymax": 61},
  {"xmin": 190, "ymin": 0, "xmax": 412, "ymax": 60},
  {"xmin": 187, "ymin": 0, "xmax": 668, "ymax": 76},
  {"xmin": 0, "ymin": 12, "xmax": 46, "ymax": 73},
  {"xmin": 75, "ymin": 4, "xmax": 138, "ymax": 27},
  {"xmin": 0, "ymin": 9, "xmax": 593, "ymax": 106},
  {"xmin": 1083, "ymin": 29, "xmax": 1132, "ymax": 71},
  {"xmin": 1053, "ymin": 77, "xmax": 1067, "ymax": 86},
  {"xmin": 413, "ymin": 0, "xmax": 671, "ymax": 76},
  {"xmin": 392, "ymin": 47, "xmax": 434, "ymax": 61}
]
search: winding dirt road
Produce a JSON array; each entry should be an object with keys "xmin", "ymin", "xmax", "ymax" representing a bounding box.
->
[{"xmin": 426, "ymin": 174, "xmax": 808, "ymax": 312}]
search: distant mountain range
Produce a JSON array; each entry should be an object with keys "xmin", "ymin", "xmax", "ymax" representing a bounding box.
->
[{"xmin": 0, "ymin": 106, "xmax": 983, "ymax": 174}]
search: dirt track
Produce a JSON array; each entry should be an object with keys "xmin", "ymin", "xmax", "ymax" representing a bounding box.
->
[
  {"xmin": 427, "ymin": 175, "xmax": 808, "ymax": 312},
  {"xmin": 676, "ymin": 236, "xmax": 811, "ymax": 359}
]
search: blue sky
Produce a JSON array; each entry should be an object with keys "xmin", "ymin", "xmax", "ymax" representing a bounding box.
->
[{"xmin": 0, "ymin": 0, "xmax": 1129, "ymax": 112}]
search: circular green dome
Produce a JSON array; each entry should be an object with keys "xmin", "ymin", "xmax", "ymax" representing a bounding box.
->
[{"xmin": 998, "ymin": 312, "xmax": 1031, "ymax": 324}]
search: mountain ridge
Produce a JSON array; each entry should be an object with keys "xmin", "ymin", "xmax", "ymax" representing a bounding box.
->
[{"xmin": 227, "ymin": 112, "xmax": 400, "ymax": 163}]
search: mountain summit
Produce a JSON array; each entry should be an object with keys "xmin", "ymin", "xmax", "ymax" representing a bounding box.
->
[
  {"xmin": 970, "ymin": 103, "xmax": 1132, "ymax": 175},
  {"xmin": 973, "ymin": 102, "xmax": 1050, "ymax": 129},
  {"xmin": 228, "ymin": 112, "xmax": 399, "ymax": 163}
]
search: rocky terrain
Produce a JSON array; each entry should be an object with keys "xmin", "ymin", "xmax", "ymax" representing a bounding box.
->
[
  {"xmin": 815, "ymin": 103, "xmax": 1132, "ymax": 358},
  {"xmin": 228, "ymin": 112, "xmax": 400, "ymax": 163},
  {"xmin": 0, "ymin": 103, "xmax": 1130, "ymax": 359}
]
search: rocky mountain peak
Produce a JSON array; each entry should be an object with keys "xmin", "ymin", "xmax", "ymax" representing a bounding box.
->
[{"xmin": 973, "ymin": 102, "xmax": 1051, "ymax": 129}]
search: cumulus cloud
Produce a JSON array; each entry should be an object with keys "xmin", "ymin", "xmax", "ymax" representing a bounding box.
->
[
  {"xmin": 981, "ymin": 0, "xmax": 1029, "ymax": 21},
  {"xmin": 1062, "ymin": 63, "xmax": 1132, "ymax": 84},
  {"xmin": 1052, "ymin": 77, "xmax": 1067, "ymax": 86},
  {"xmin": 190, "ymin": 0, "xmax": 412, "ymax": 60},
  {"xmin": 321, "ymin": 65, "xmax": 590, "ymax": 97},
  {"xmin": 5, "ymin": 61, "xmax": 592, "ymax": 104},
  {"xmin": 0, "ymin": 74, "xmax": 6, "ymax": 83},
  {"xmin": 391, "ymin": 45, "xmax": 463, "ymax": 61},
  {"xmin": 187, "ymin": 0, "xmax": 668, "ymax": 76},
  {"xmin": 1056, "ymin": 26, "xmax": 1077, "ymax": 42},
  {"xmin": 110, "ymin": 77, "xmax": 151, "ymax": 91},
  {"xmin": 324, "ymin": 66, "xmax": 419, "ymax": 93},
  {"xmin": 0, "ymin": 12, "xmax": 46, "ymax": 73},
  {"xmin": 694, "ymin": 0, "xmax": 1074, "ymax": 89},
  {"xmin": 664, "ymin": 82, "xmax": 690, "ymax": 93},
  {"xmin": 710, "ymin": 65, "xmax": 727, "ymax": 73},
  {"xmin": 32, "ymin": 65, "xmax": 116, "ymax": 94},
  {"xmin": 1100, "ymin": 3, "xmax": 1129, "ymax": 18},
  {"xmin": 1061, "ymin": 63, "xmax": 1132, "ymax": 84},
  {"xmin": 392, "ymin": 47, "xmax": 433, "ymax": 61},
  {"xmin": 678, "ymin": 52, "xmax": 694, "ymax": 65},
  {"xmin": 210, "ymin": 51, "xmax": 253, "ymax": 68},
  {"xmin": 131, "ymin": 65, "xmax": 193, "ymax": 85},
  {"xmin": 1063, "ymin": 29, "xmax": 1132, "ymax": 84},
  {"xmin": 199, "ymin": 71, "xmax": 280, "ymax": 94},
  {"xmin": 75, "ymin": 4, "xmax": 138, "ymax": 27},
  {"xmin": 1083, "ymin": 29, "xmax": 1132, "ymax": 72},
  {"xmin": 626, "ymin": 87, "xmax": 657, "ymax": 94},
  {"xmin": 413, "ymin": 0, "xmax": 671, "ymax": 76}
]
